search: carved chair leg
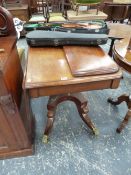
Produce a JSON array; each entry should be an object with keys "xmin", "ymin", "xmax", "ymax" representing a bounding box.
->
[
  {"xmin": 96, "ymin": 5, "xmax": 99, "ymax": 15},
  {"xmin": 108, "ymin": 94, "xmax": 129, "ymax": 106},
  {"xmin": 76, "ymin": 5, "xmax": 79, "ymax": 16},
  {"xmin": 117, "ymin": 109, "xmax": 131, "ymax": 133},
  {"xmin": 108, "ymin": 38, "xmax": 116, "ymax": 57},
  {"xmin": 108, "ymin": 94, "xmax": 131, "ymax": 133}
]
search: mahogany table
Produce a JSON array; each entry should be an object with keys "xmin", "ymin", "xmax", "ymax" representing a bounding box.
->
[
  {"xmin": 108, "ymin": 23, "xmax": 131, "ymax": 57},
  {"xmin": 23, "ymin": 46, "xmax": 122, "ymax": 143},
  {"xmin": 108, "ymin": 37, "xmax": 131, "ymax": 133}
]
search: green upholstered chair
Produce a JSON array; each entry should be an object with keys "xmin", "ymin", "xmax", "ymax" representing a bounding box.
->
[
  {"xmin": 46, "ymin": 0, "xmax": 66, "ymax": 22},
  {"xmin": 48, "ymin": 13, "xmax": 66, "ymax": 22},
  {"xmin": 29, "ymin": 0, "xmax": 47, "ymax": 23}
]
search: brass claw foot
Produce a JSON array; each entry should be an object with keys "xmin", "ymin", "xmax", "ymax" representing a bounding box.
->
[
  {"xmin": 93, "ymin": 127, "xmax": 99, "ymax": 136},
  {"xmin": 42, "ymin": 135, "xmax": 48, "ymax": 144}
]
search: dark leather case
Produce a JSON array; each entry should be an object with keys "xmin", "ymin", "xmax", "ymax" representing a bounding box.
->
[{"xmin": 26, "ymin": 30, "xmax": 108, "ymax": 47}]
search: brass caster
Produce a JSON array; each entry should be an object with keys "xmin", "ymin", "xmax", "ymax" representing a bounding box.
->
[
  {"xmin": 42, "ymin": 135, "xmax": 48, "ymax": 143},
  {"xmin": 93, "ymin": 128, "xmax": 99, "ymax": 136}
]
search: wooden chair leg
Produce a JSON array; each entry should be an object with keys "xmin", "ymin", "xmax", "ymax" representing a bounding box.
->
[
  {"xmin": 76, "ymin": 5, "xmax": 79, "ymax": 16},
  {"xmin": 96, "ymin": 5, "xmax": 99, "ymax": 15},
  {"xmin": 117, "ymin": 109, "xmax": 131, "ymax": 133},
  {"xmin": 108, "ymin": 94, "xmax": 131, "ymax": 133},
  {"xmin": 108, "ymin": 94, "xmax": 130, "ymax": 105},
  {"xmin": 108, "ymin": 38, "xmax": 116, "ymax": 57}
]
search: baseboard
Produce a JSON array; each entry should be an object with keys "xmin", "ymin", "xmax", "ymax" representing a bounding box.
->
[{"xmin": 0, "ymin": 145, "xmax": 34, "ymax": 160}]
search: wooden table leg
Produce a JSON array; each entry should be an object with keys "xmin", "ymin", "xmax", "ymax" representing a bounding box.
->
[
  {"xmin": 108, "ymin": 94, "xmax": 131, "ymax": 133},
  {"xmin": 43, "ymin": 93, "xmax": 98, "ymax": 143},
  {"xmin": 108, "ymin": 37, "xmax": 123, "ymax": 57},
  {"xmin": 108, "ymin": 38, "xmax": 116, "ymax": 57}
]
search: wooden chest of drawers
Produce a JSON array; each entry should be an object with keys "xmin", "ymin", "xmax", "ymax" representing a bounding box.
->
[{"xmin": 0, "ymin": 36, "xmax": 34, "ymax": 159}]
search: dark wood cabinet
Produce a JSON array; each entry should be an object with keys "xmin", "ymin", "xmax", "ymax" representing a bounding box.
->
[
  {"xmin": 102, "ymin": 1, "xmax": 131, "ymax": 22},
  {"xmin": 7, "ymin": 4, "xmax": 30, "ymax": 21},
  {"xmin": 0, "ymin": 36, "xmax": 34, "ymax": 159},
  {"xmin": 0, "ymin": 0, "xmax": 31, "ymax": 21},
  {"xmin": 0, "ymin": 6, "xmax": 34, "ymax": 159}
]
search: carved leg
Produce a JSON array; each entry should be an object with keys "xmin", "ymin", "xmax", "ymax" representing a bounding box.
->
[
  {"xmin": 108, "ymin": 38, "xmax": 116, "ymax": 57},
  {"xmin": 43, "ymin": 93, "xmax": 98, "ymax": 143},
  {"xmin": 108, "ymin": 94, "xmax": 131, "ymax": 133},
  {"xmin": 117, "ymin": 109, "xmax": 131, "ymax": 133},
  {"xmin": 108, "ymin": 94, "xmax": 130, "ymax": 105},
  {"xmin": 42, "ymin": 96, "xmax": 56, "ymax": 143},
  {"xmin": 72, "ymin": 93, "xmax": 99, "ymax": 135},
  {"xmin": 96, "ymin": 5, "xmax": 99, "ymax": 15},
  {"xmin": 76, "ymin": 5, "xmax": 79, "ymax": 16}
]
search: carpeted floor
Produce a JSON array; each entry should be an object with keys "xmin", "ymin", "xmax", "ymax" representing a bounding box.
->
[{"xmin": 0, "ymin": 38, "xmax": 131, "ymax": 175}]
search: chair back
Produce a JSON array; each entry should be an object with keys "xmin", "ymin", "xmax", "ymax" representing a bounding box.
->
[
  {"xmin": 47, "ymin": 0, "xmax": 64, "ymax": 13},
  {"xmin": 35, "ymin": 0, "xmax": 48, "ymax": 15}
]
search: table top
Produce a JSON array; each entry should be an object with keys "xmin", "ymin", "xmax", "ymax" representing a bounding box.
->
[
  {"xmin": 113, "ymin": 37, "xmax": 131, "ymax": 73},
  {"xmin": 67, "ymin": 10, "xmax": 108, "ymax": 21},
  {"xmin": 104, "ymin": 2, "xmax": 131, "ymax": 5},
  {"xmin": 24, "ymin": 46, "xmax": 121, "ymax": 91},
  {"xmin": 108, "ymin": 23, "xmax": 131, "ymax": 39}
]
